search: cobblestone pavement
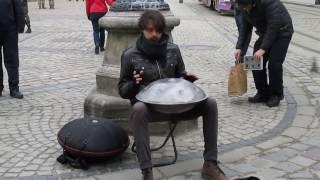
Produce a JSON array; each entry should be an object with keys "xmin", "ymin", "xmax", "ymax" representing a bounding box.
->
[{"xmin": 0, "ymin": 0, "xmax": 319, "ymax": 179}]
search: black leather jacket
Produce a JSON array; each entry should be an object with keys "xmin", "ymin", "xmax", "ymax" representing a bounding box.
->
[
  {"xmin": 118, "ymin": 35, "xmax": 186, "ymax": 103},
  {"xmin": 236, "ymin": 0, "xmax": 294, "ymax": 51}
]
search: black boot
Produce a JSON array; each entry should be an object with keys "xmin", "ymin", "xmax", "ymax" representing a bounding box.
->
[
  {"xmin": 10, "ymin": 87, "xmax": 24, "ymax": 99},
  {"xmin": 26, "ymin": 28, "xmax": 31, "ymax": 33},
  {"xmin": 248, "ymin": 93, "xmax": 268, "ymax": 103},
  {"xmin": 142, "ymin": 168, "xmax": 153, "ymax": 180},
  {"xmin": 95, "ymin": 47, "xmax": 99, "ymax": 55},
  {"xmin": 0, "ymin": 88, "xmax": 3, "ymax": 97},
  {"xmin": 266, "ymin": 96, "xmax": 281, "ymax": 107}
]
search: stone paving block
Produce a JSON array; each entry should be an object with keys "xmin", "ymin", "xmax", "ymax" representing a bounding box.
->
[
  {"xmin": 24, "ymin": 165, "xmax": 39, "ymax": 171},
  {"xmin": 297, "ymin": 106, "xmax": 316, "ymax": 116},
  {"xmin": 219, "ymin": 146, "xmax": 260, "ymax": 163},
  {"xmin": 282, "ymin": 127, "xmax": 307, "ymax": 139},
  {"xmin": 157, "ymin": 159, "xmax": 202, "ymax": 177},
  {"xmin": 19, "ymin": 171, "xmax": 36, "ymax": 177},
  {"xmin": 313, "ymin": 170, "xmax": 320, "ymax": 179},
  {"xmin": 94, "ymin": 169, "xmax": 156, "ymax": 180},
  {"xmin": 289, "ymin": 143, "xmax": 311, "ymax": 151},
  {"xmin": 292, "ymin": 115, "xmax": 314, "ymax": 128},
  {"xmin": 247, "ymin": 158, "xmax": 275, "ymax": 169},
  {"xmin": 294, "ymin": 95, "xmax": 311, "ymax": 106},
  {"xmin": 262, "ymin": 151, "xmax": 291, "ymax": 162},
  {"xmin": 303, "ymin": 139, "xmax": 320, "ymax": 148},
  {"xmin": 289, "ymin": 156, "xmax": 317, "ymax": 167},
  {"xmin": 312, "ymin": 163, "xmax": 320, "ymax": 171},
  {"xmin": 256, "ymin": 136, "xmax": 293, "ymax": 150},
  {"xmin": 274, "ymin": 162, "xmax": 303, "ymax": 173},
  {"xmin": 226, "ymin": 163, "xmax": 256, "ymax": 174},
  {"xmin": 250, "ymin": 168, "xmax": 286, "ymax": 180},
  {"xmin": 289, "ymin": 170, "xmax": 314, "ymax": 179},
  {"xmin": 304, "ymin": 148, "xmax": 320, "ymax": 161}
]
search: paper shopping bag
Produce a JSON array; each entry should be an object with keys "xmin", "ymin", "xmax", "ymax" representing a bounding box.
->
[{"xmin": 228, "ymin": 63, "xmax": 247, "ymax": 96}]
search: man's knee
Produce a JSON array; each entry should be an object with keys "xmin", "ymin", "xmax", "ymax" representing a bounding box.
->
[
  {"xmin": 206, "ymin": 97, "xmax": 217, "ymax": 109},
  {"xmin": 132, "ymin": 102, "xmax": 148, "ymax": 115}
]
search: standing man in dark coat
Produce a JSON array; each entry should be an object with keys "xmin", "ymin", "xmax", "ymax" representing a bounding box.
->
[
  {"xmin": 118, "ymin": 10, "xmax": 228, "ymax": 180},
  {"xmin": 0, "ymin": 0, "xmax": 25, "ymax": 99},
  {"xmin": 234, "ymin": 0, "xmax": 294, "ymax": 107},
  {"xmin": 22, "ymin": 0, "xmax": 32, "ymax": 33}
]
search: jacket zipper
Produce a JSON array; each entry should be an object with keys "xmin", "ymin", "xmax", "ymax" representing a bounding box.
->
[{"xmin": 155, "ymin": 60, "xmax": 162, "ymax": 79}]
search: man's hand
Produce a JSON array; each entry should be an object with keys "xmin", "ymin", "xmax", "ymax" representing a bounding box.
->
[
  {"xmin": 182, "ymin": 71, "xmax": 199, "ymax": 82},
  {"xmin": 133, "ymin": 70, "xmax": 143, "ymax": 85},
  {"xmin": 234, "ymin": 49, "xmax": 242, "ymax": 61},
  {"xmin": 254, "ymin": 49, "xmax": 265, "ymax": 61}
]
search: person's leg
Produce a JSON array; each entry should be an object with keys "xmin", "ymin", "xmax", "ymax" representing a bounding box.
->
[
  {"xmin": 2, "ymin": 30, "xmax": 23, "ymax": 99},
  {"xmin": 49, "ymin": 0, "xmax": 54, "ymax": 9},
  {"xmin": 131, "ymin": 102, "xmax": 153, "ymax": 169},
  {"xmin": 42, "ymin": 0, "xmax": 45, "ymax": 9},
  {"xmin": 0, "ymin": 45, "xmax": 3, "ymax": 96},
  {"xmin": 178, "ymin": 97, "xmax": 227, "ymax": 180},
  {"xmin": 250, "ymin": 37, "xmax": 269, "ymax": 102},
  {"xmin": 266, "ymin": 37, "xmax": 292, "ymax": 107},
  {"xmin": 97, "ymin": 13, "xmax": 106, "ymax": 51},
  {"xmin": 178, "ymin": 98, "xmax": 218, "ymax": 161},
  {"xmin": 25, "ymin": 14, "xmax": 31, "ymax": 33},
  {"xmin": 99, "ymin": 27, "xmax": 105, "ymax": 51},
  {"xmin": 131, "ymin": 102, "xmax": 173, "ymax": 179},
  {"xmin": 89, "ymin": 13, "xmax": 100, "ymax": 54}
]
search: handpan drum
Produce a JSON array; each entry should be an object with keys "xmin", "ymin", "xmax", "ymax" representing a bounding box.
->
[{"xmin": 136, "ymin": 78, "xmax": 208, "ymax": 114}]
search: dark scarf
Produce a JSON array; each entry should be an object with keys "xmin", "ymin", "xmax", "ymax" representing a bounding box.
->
[{"xmin": 136, "ymin": 33, "xmax": 169, "ymax": 60}]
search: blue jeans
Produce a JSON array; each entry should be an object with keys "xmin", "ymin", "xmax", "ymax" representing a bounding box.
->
[{"xmin": 90, "ymin": 12, "xmax": 106, "ymax": 49}]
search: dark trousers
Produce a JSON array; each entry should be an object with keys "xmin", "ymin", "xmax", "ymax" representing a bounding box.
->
[
  {"xmin": 253, "ymin": 36, "xmax": 292, "ymax": 97},
  {"xmin": 0, "ymin": 30, "xmax": 20, "ymax": 90},
  {"xmin": 89, "ymin": 13, "xmax": 106, "ymax": 49},
  {"xmin": 131, "ymin": 97, "xmax": 218, "ymax": 169},
  {"xmin": 24, "ymin": 8, "xmax": 31, "ymax": 30}
]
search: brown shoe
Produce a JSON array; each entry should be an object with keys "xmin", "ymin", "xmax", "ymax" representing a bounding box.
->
[
  {"xmin": 142, "ymin": 168, "xmax": 154, "ymax": 180},
  {"xmin": 201, "ymin": 161, "xmax": 228, "ymax": 180}
]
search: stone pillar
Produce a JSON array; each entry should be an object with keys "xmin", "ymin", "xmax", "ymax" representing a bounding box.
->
[{"xmin": 84, "ymin": 10, "xmax": 181, "ymax": 132}]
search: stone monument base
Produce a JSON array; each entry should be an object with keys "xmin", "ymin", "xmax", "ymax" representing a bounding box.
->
[{"xmin": 84, "ymin": 88, "xmax": 198, "ymax": 136}]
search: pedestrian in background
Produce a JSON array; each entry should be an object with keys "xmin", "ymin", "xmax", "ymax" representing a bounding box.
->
[
  {"xmin": 22, "ymin": 0, "xmax": 32, "ymax": 33},
  {"xmin": 49, "ymin": 0, "xmax": 54, "ymax": 9},
  {"xmin": 234, "ymin": 0, "xmax": 294, "ymax": 107},
  {"xmin": 38, "ymin": 0, "xmax": 46, "ymax": 9},
  {"xmin": 86, "ymin": 0, "xmax": 115, "ymax": 54},
  {"xmin": 0, "ymin": 0, "xmax": 25, "ymax": 99}
]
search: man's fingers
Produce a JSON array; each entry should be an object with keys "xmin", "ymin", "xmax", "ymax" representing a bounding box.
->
[
  {"xmin": 136, "ymin": 78, "xmax": 142, "ymax": 84},
  {"xmin": 133, "ymin": 74, "xmax": 140, "ymax": 78}
]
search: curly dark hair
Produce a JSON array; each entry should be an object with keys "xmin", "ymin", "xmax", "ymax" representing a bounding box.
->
[{"xmin": 138, "ymin": 10, "xmax": 166, "ymax": 33}]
